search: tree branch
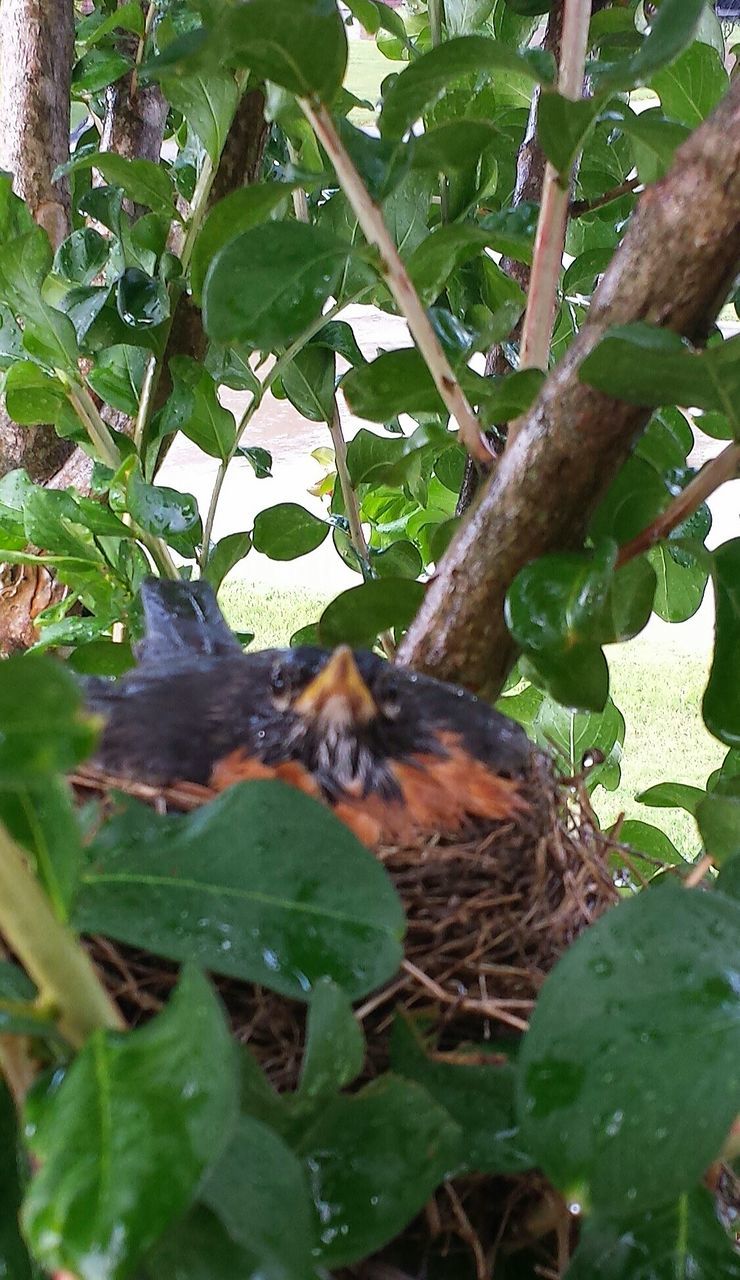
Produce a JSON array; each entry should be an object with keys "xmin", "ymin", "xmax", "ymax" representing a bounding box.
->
[
  {"xmin": 399, "ymin": 79, "xmax": 740, "ymax": 694},
  {"xmin": 616, "ymin": 441, "xmax": 740, "ymax": 566},
  {"xmin": 299, "ymin": 98, "xmax": 490, "ymax": 463},
  {"xmin": 570, "ymin": 176, "xmax": 642, "ymax": 218}
]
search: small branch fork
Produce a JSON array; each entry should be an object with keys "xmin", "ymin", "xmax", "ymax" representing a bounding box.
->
[
  {"xmin": 616, "ymin": 440, "xmax": 740, "ymax": 566},
  {"xmin": 514, "ymin": 0, "xmax": 592, "ymax": 429},
  {"xmin": 299, "ymin": 98, "xmax": 490, "ymax": 463}
]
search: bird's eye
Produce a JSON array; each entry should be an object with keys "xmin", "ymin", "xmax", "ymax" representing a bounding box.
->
[
  {"xmin": 379, "ymin": 674, "xmax": 402, "ymax": 720},
  {"xmin": 270, "ymin": 664, "xmax": 289, "ymax": 696}
]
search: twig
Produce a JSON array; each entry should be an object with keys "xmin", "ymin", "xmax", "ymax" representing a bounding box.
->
[
  {"xmin": 617, "ymin": 441, "xmax": 740, "ymax": 566},
  {"xmin": 427, "ymin": 0, "xmax": 450, "ymax": 220},
  {"xmin": 570, "ymin": 176, "xmax": 641, "ymax": 217},
  {"xmin": 401, "ymin": 959, "xmax": 531, "ymax": 1031},
  {"xmin": 129, "ymin": 1, "xmax": 157, "ymax": 100},
  {"xmin": 65, "ymin": 381, "xmax": 121, "ymax": 470},
  {"xmin": 683, "ymin": 853, "xmax": 714, "ymax": 888},
  {"xmin": 0, "ymin": 824, "xmax": 124, "ymax": 1048},
  {"xmin": 514, "ymin": 0, "xmax": 592, "ymax": 418},
  {"xmin": 445, "ymin": 1182, "xmax": 487, "ymax": 1280},
  {"xmin": 299, "ymin": 98, "xmax": 490, "ymax": 462}
]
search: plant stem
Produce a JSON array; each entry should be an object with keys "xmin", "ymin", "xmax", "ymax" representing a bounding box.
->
[
  {"xmin": 427, "ymin": 0, "xmax": 449, "ymax": 221},
  {"xmin": 141, "ymin": 531, "xmax": 180, "ymax": 579},
  {"xmin": 0, "ymin": 824, "xmax": 124, "ymax": 1048},
  {"xmin": 570, "ymin": 176, "xmax": 641, "ymax": 218},
  {"xmin": 129, "ymin": 0, "xmax": 156, "ymax": 99},
  {"xmin": 65, "ymin": 382, "xmax": 121, "ymax": 470},
  {"xmin": 299, "ymin": 98, "xmax": 489, "ymax": 462},
  {"xmin": 514, "ymin": 0, "xmax": 591, "ymax": 424},
  {"xmin": 616, "ymin": 441, "xmax": 740, "ymax": 566}
]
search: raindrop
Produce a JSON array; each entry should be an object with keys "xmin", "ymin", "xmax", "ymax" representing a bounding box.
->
[
  {"xmin": 567, "ymin": 1202, "xmax": 582, "ymax": 1216},
  {"xmin": 605, "ymin": 1109, "xmax": 624, "ymax": 1138}
]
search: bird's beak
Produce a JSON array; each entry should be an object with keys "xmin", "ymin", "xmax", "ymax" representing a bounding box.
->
[{"xmin": 294, "ymin": 646, "xmax": 377, "ymax": 727}]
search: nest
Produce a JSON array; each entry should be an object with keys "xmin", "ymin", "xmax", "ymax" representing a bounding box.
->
[{"xmin": 72, "ymin": 751, "xmax": 623, "ymax": 1277}]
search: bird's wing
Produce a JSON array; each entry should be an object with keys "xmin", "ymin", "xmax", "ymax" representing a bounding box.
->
[{"xmin": 137, "ymin": 577, "xmax": 242, "ymax": 663}]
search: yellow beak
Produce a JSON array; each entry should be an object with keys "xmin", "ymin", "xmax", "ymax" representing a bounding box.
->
[{"xmin": 294, "ymin": 646, "xmax": 377, "ymax": 726}]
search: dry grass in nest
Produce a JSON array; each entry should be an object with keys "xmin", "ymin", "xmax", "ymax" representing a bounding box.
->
[{"xmin": 74, "ymin": 752, "xmax": 619, "ymax": 1088}]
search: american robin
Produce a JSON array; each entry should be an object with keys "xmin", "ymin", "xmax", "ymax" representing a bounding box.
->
[{"xmin": 82, "ymin": 579, "xmax": 532, "ymax": 847}]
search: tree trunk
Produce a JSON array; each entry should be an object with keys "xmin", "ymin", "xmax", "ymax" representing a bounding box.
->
[
  {"xmin": 399, "ymin": 78, "xmax": 740, "ymax": 695},
  {"xmin": 0, "ymin": 0, "xmax": 75, "ymax": 483}
]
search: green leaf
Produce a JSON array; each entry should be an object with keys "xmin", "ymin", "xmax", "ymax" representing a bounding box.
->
[
  {"xmin": 4, "ymin": 362, "xmax": 67, "ymax": 425},
  {"xmin": 411, "ymin": 119, "xmax": 502, "ymax": 173},
  {"xmin": 478, "ymin": 201, "xmax": 539, "ymax": 263},
  {"xmin": 597, "ymin": 0, "xmax": 706, "ymax": 91},
  {"xmin": 0, "ymin": 1081, "xmax": 32, "ymax": 1279},
  {"xmin": 299, "ymin": 977, "xmax": 365, "ymax": 1100},
  {"xmin": 538, "ymin": 93, "xmax": 601, "ymax": 174},
  {"xmin": 297, "ymin": 1075, "xmax": 461, "ymax": 1267},
  {"xmin": 54, "ymin": 227, "xmax": 110, "ymax": 284},
  {"xmin": 152, "ymin": 1115, "xmax": 318, "ymax": 1280},
  {"xmin": 190, "ymin": 184, "xmax": 296, "ymax": 304},
  {"xmin": 203, "ymin": 531, "xmax": 252, "ymax": 592},
  {"xmin": 650, "ymin": 541, "xmax": 710, "ymax": 624},
  {"xmin": 532, "ymin": 696, "xmax": 625, "ymax": 793},
  {"xmin": 651, "ymin": 39, "xmax": 729, "ymax": 128},
  {"xmin": 566, "ymin": 1190, "xmax": 740, "ymax": 1280},
  {"xmin": 342, "ymin": 348, "xmax": 444, "ymax": 420},
  {"xmin": 203, "ymin": 222, "xmax": 353, "ymax": 350},
  {"xmin": 310, "ymin": 319, "xmax": 366, "ymax": 368},
  {"xmin": 406, "ymin": 222, "xmax": 522, "ymax": 305},
  {"xmin": 0, "ymin": 228, "xmax": 79, "ymax": 369},
  {"xmin": 0, "ymin": 655, "xmax": 97, "ymax": 783},
  {"xmin": 87, "ymin": 345, "xmax": 149, "ymax": 415},
  {"xmin": 117, "ymin": 267, "xmax": 170, "ymax": 329},
  {"xmin": 391, "ymin": 1018, "xmax": 532, "ymax": 1175},
  {"xmin": 518, "ymin": 884, "xmax": 740, "ymax": 1215},
  {"xmin": 380, "ymin": 36, "xmax": 553, "ymax": 138},
  {"xmin": 237, "ymin": 445, "xmax": 273, "ymax": 479},
  {"xmin": 617, "ymin": 819, "xmax": 684, "ymax": 878},
  {"xmin": 79, "ymin": 1, "xmax": 144, "ymax": 46},
  {"xmin": 319, "ymin": 579, "xmax": 426, "ymax": 647},
  {"xmin": 282, "ymin": 343, "xmax": 336, "ymax": 424},
  {"xmin": 605, "ymin": 105, "xmax": 691, "ymax": 184},
  {"xmin": 581, "ymin": 326, "xmax": 740, "ymax": 432},
  {"xmin": 73, "ymin": 782, "xmax": 405, "ymax": 1001},
  {"xmin": 161, "ymin": 356, "xmax": 237, "ymax": 461},
  {"xmin": 446, "ymin": 0, "xmax": 496, "ymax": 35},
  {"xmin": 158, "ymin": 69, "xmax": 238, "ymax": 165},
  {"xmin": 591, "ymin": 455, "xmax": 668, "ymax": 544},
  {"xmin": 217, "ymin": 0, "xmax": 347, "ymax": 100},
  {"xmin": 371, "ymin": 540, "xmax": 423, "ymax": 580},
  {"xmin": 127, "ymin": 468, "xmax": 199, "ymax": 540},
  {"xmin": 716, "ymin": 854, "xmax": 740, "ymax": 901},
  {"xmin": 68, "ymin": 640, "xmax": 136, "ymax": 678},
  {"xmin": 23, "ymin": 967, "xmax": 238, "ymax": 1280},
  {"xmin": 57, "ymin": 152, "xmax": 176, "ymax": 218},
  {"xmin": 637, "ymin": 781, "xmax": 706, "ymax": 816},
  {"xmin": 252, "ymin": 503, "xmax": 328, "ymax": 560},
  {"xmin": 0, "ymin": 779, "xmax": 82, "ymax": 920},
  {"xmin": 72, "ymin": 48, "xmax": 132, "ymax": 94},
  {"xmin": 696, "ymin": 788, "xmax": 740, "ymax": 864},
  {"xmin": 703, "ymin": 539, "xmax": 740, "ymax": 748}
]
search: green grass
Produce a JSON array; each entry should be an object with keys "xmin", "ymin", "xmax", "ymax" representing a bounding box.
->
[
  {"xmin": 221, "ymin": 582, "xmax": 724, "ymax": 857},
  {"xmin": 346, "ymin": 37, "xmax": 403, "ymax": 125}
]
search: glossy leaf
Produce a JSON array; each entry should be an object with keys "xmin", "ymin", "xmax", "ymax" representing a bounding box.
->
[
  {"xmin": 4, "ymin": 362, "xmax": 67, "ymax": 425},
  {"xmin": 617, "ymin": 819, "xmax": 684, "ymax": 879},
  {"xmin": 538, "ymin": 93, "xmax": 601, "ymax": 174},
  {"xmin": 117, "ymin": 267, "xmax": 170, "ymax": 329},
  {"xmin": 238, "ymin": 445, "xmax": 273, "ymax": 479},
  {"xmin": 597, "ymin": 0, "xmax": 706, "ymax": 91},
  {"xmin": 342, "ymin": 348, "xmax": 444, "ymax": 420},
  {"xmin": 157, "ymin": 69, "xmax": 239, "ymax": 165},
  {"xmin": 57, "ymin": 152, "xmax": 176, "ymax": 218},
  {"xmin": 253, "ymin": 503, "xmax": 329, "ymax": 560},
  {"xmin": 152, "ymin": 1115, "xmax": 317, "ymax": 1280},
  {"xmin": 23, "ymin": 967, "xmax": 238, "ymax": 1280},
  {"xmin": 299, "ymin": 978, "xmax": 365, "ymax": 1100},
  {"xmin": 0, "ymin": 1081, "xmax": 32, "ymax": 1280},
  {"xmin": 380, "ymin": 36, "xmax": 553, "ymax": 138},
  {"xmin": 478, "ymin": 201, "xmax": 539, "ymax": 263},
  {"xmin": 696, "ymin": 787, "xmax": 740, "ymax": 864},
  {"xmin": 703, "ymin": 539, "xmax": 740, "ymax": 748},
  {"xmin": 161, "ymin": 356, "xmax": 237, "ymax": 461},
  {"xmin": 319, "ymin": 579, "xmax": 426, "ymax": 647},
  {"xmin": 282, "ymin": 344, "xmax": 336, "ymax": 424},
  {"xmin": 203, "ymin": 531, "xmax": 252, "ymax": 593},
  {"xmin": 0, "ymin": 654, "xmax": 98, "ymax": 783},
  {"xmin": 651, "ymin": 40, "xmax": 728, "ymax": 128},
  {"xmin": 391, "ymin": 1018, "xmax": 533, "ymax": 1175},
  {"xmin": 566, "ymin": 1190, "xmax": 740, "ymax": 1279},
  {"xmin": 296, "ymin": 1075, "xmax": 461, "ymax": 1266},
  {"xmin": 217, "ymin": 0, "xmax": 348, "ymax": 100},
  {"xmin": 533, "ymin": 695, "xmax": 625, "ymax": 793},
  {"xmin": 127, "ymin": 470, "xmax": 199, "ymax": 540},
  {"xmin": 650, "ymin": 541, "xmax": 710, "ymax": 623},
  {"xmin": 54, "ymin": 227, "xmax": 110, "ymax": 284},
  {"xmin": 73, "ymin": 782, "xmax": 405, "ymax": 1001},
  {"xmin": 0, "ymin": 227, "xmax": 79, "ymax": 369},
  {"xmin": 88, "ymin": 345, "xmax": 149, "ymax": 416},
  {"xmin": 518, "ymin": 884, "xmax": 740, "ymax": 1214},
  {"xmin": 190, "ymin": 184, "xmax": 297, "ymax": 304},
  {"xmin": 637, "ymin": 781, "xmax": 706, "ymax": 816},
  {"xmin": 203, "ymin": 223, "xmax": 353, "ymax": 350},
  {"xmin": 72, "ymin": 48, "xmax": 131, "ymax": 93}
]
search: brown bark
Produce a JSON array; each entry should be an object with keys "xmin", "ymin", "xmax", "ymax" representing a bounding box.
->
[
  {"xmin": 399, "ymin": 78, "xmax": 740, "ymax": 695},
  {"xmin": 101, "ymin": 1, "xmax": 168, "ymax": 211},
  {"xmin": 457, "ymin": 2, "xmax": 564, "ymax": 514},
  {"xmin": 0, "ymin": 0, "xmax": 76, "ymax": 483}
]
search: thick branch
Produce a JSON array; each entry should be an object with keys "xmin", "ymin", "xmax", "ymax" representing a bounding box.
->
[{"xmin": 399, "ymin": 80, "xmax": 740, "ymax": 693}]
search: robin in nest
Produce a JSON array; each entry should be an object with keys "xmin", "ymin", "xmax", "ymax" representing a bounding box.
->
[{"xmin": 82, "ymin": 579, "xmax": 532, "ymax": 847}]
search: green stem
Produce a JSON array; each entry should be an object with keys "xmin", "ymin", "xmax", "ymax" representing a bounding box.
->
[
  {"xmin": 0, "ymin": 824, "xmax": 124, "ymax": 1049},
  {"xmin": 140, "ymin": 531, "xmax": 180, "ymax": 580},
  {"xmin": 65, "ymin": 382, "xmax": 121, "ymax": 470},
  {"xmin": 427, "ymin": 0, "xmax": 449, "ymax": 221}
]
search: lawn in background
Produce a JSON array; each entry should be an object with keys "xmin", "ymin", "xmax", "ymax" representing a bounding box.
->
[{"xmin": 221, "ymin": 582, "xmax": 724, "ymax": 857}]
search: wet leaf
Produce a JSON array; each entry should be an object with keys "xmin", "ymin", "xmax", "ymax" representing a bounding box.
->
[
  {"xmin": 203, "ymin": 223, "xmax": 353, "ymax": 350},
  {"xmin": 651, "ymin": 40, "xmax": 728, "ymax": 128},
  {"xmin": 73, "ymin": 782, "xmax": 405, "ymax": 1001},
  {"xmin": 117, "ymin": 267, "xmax": 170, "ymax": 329},
  {"xmin": 88, "ymin": 345, "xmax": 149, "ymax": 416},
  {"xmin": 565, "ymin": 1189, "xmax": 740, "ymax": 1279},
  {"xmin": 157, "ymin": 69, "xmax": 239, "ymax": 166},
  {"xmin": 4, "ymin": 362, "xmax": 67, "ymax": 425},
  {"xmin": 22, "ymin": 967, "xmax": 238, "ymax": 1280},
  {"xmin": 391, "ymin": 1018, "xmax": 533, "ymax": 1175},
  {"xmin": 58, "ymin": 153, "xmax": 176, "ymax": 219},
  {"xmin": 0, "ymin": 228, "xmax": 79, "ymax": 369},
  {"xmin": 299, "ymin": 978, "xmax": 365, "ymax": 1100},
  {"xmin": 218, "ymin": 0, "xmax": 348, "ymax": 101},
  {"xmin": 237, "ymin": 445, "xmax": 273, "ymax": 479},
  {"xmin": 696, "ymin": 787, "xmax": 740, "ymax": 864},
  {"xmin": 161, "ymin": 357, "xmax": 237, "ymax": 461},
  {"xmin": 190, "ymin": 184, "xmax": 297, "ymax": 304},
  {"xmin": 533, "ymin": 696, "xmax": 625, "ymax": 793},
  {"xmin": 597, "ymin": 0, "xmax": 706, "ymax": 91},
  {"xmin": 703, "ymin": 539, "xmax": 740, "ymax": 748},
  {"xmin": 253, "ymin": 503, "xmax": 329, "ymax": 560},
  {"xmin": 297, "ymin": 1075, "xmax": 461, "ymax": 1266},
  {"xmin": 0, "ymin": 1081, "xmax": 33, "ymax": 1279},
  {"xmin": 203, "ymin": 532, "xmax": 252, "ymax": 593},
  {"xmin": 637, "ymin": 781, "xmax": 706, "ymax": 816},
  {"xmin": 0, "ymin": 779, "xmax": 83, "ymax": 920},
  {"xmin": 127, "ymin": 469, "xmax": 199, "ymax": 540},
  {"xmin": 319, "ymin": 579, "xmax": 426, "ymax": 647},
  {"xmin": 282, "ymin": 344, "xmax": 336, "ymax": 424}
]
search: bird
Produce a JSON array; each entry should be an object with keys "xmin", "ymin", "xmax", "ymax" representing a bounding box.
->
[{"xmin": 81, "ymin": 578, "xmax": 533, "ymax": 848}]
